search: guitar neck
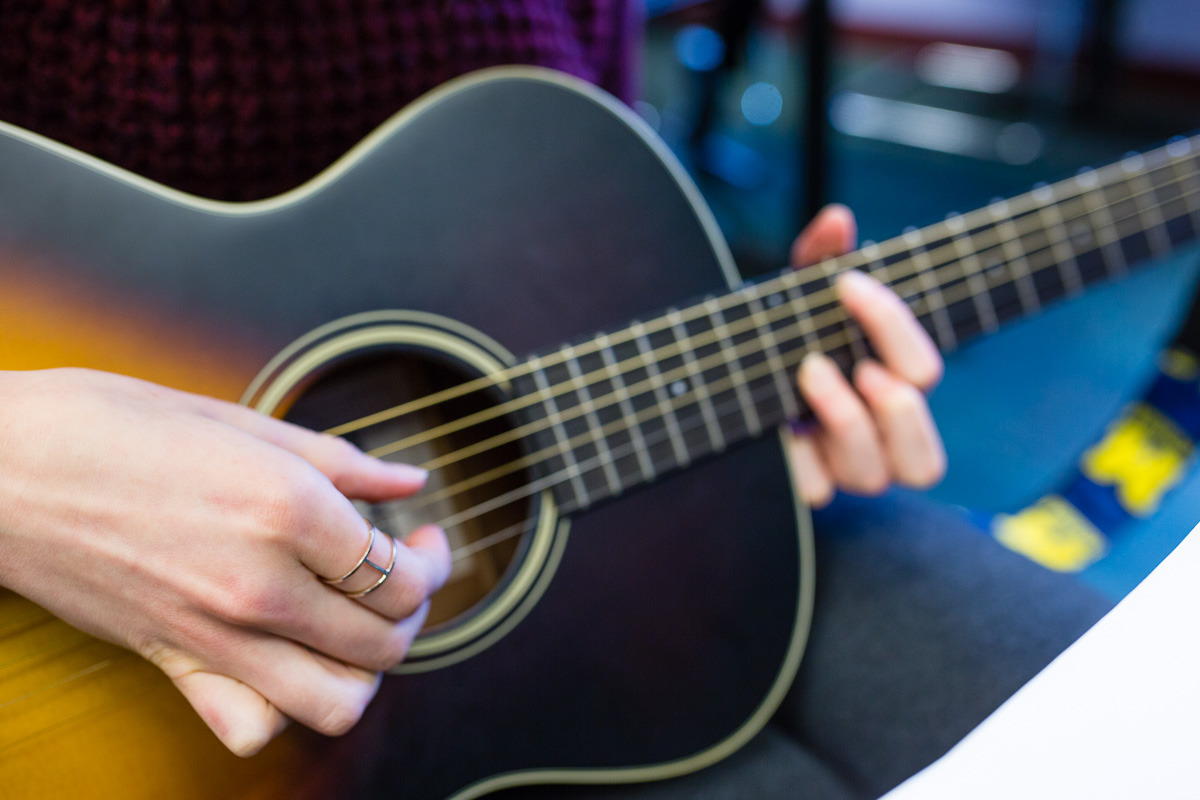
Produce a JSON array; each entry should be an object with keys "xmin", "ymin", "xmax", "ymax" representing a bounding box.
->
[{"xmin": 516, "ymin": 134, "xmax": 1200, "ymax": 513}]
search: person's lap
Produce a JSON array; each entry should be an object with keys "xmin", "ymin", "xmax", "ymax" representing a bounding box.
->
[{"xmin": 498, "ymin": 490, "xmax": 1114, "ymax": 800}]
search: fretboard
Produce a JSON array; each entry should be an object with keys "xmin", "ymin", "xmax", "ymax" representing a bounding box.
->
[{"xmin": 514, "ymin": 134, "xmax": 1200, "ymax": 514}]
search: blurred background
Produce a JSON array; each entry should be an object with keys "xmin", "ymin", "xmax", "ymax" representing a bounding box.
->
[{"xmin": 634, "ymin": 0, "xmax": 1200, "ymax": 600}]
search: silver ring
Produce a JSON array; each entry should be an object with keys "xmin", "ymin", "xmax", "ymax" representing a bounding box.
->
[{"xmin": 323, "ymin": 519, "xmax": 396, "ymax": 597}]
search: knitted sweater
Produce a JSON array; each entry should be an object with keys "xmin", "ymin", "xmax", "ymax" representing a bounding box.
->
[{"xmin": 0, "ymin": 1, "xmax": 637, "ymax": 200}]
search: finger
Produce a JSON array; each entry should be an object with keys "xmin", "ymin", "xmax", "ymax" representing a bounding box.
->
[
  {"xmin": 791, "ymin": 203, "xmax": 858, "ymax": 267},
  {"xmin": 233, "ymin": 553, "xmax": 434, "ymax": 671},
  {"xmin": 836, "ymin": 270, "xmax": 944, "ymax": 391},
  {"xmin": 172, "ymin": 670, "xmax": 290, "ymax": 757},
  {"xmin": 784, "ymin": 431, "xmax": 836, "ymax": 508},
  {"xmin": 328, "ymin": 524, "xmax": 452, "ymax": 623},
  {"xmin": 195, "ymin": 397, "xmax": 427, "ymax": 501},
  {"xmin": 216, "ymin": 633, "xmax": 383, "ymax": 738},
  {"xmin": 854, "ymin": 360, "xmax": 947, "ymax": 489},
  {"xmin": 798, "ymin": 353, "xmax": 889, "ymax": 495}
]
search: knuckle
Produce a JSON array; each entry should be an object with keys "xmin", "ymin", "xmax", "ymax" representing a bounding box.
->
[
  {"xmin": 847, "ymin": 469, "xmax": 889, "ymax": 497},
  {"xmin": 205, "ymin": 575, "xmax": 292, "ymax": 628},
  {"xmin": 389, "ymin": 570, "xmax": 433, "ymax": 620},
  {"xmin": 374, "ymin": 629, "xmax": 416, "ymax": 672},
  {"xmin": 314, "ymin": 695, "xmax": 366, "ymax": 737},
  {"xmin": 907, "ymin": 453, "xmax": 947, "ymax": 490},
  {"xmin": 320, "ymin": 434, "xmax": 362, "ymax": 487},
  {"xmin": 253, "ymin": 467, "xmax": 326, "ymax": 544},
  {"xmin": 881, "ymin": 384, "xmax": 925, "ymax": 419},
  {"xmin": 915, "ymin": 357, "xmax": 944, "ymax": 392},
  {"xmin": 821, "ymin": 403, "xmax": 864, "ymax": 437}
]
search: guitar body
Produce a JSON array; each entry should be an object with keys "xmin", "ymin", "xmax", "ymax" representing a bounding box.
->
[{"xmin": 0, "ymin": 69, "xmax": 813, "ymax": 799}]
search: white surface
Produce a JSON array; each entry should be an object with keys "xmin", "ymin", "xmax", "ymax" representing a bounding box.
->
[{"xmin": 883, "ymin": 522, "xmax": 1200, "ymax": 800}]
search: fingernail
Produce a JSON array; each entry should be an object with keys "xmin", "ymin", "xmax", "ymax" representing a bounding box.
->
[
  {"xmin": 800, "ymin": 352, "xmax": 839, "ymax": 394},
  {"xmin": 385, "ymin": 462, "xmax": 429, "ymax": 482}
]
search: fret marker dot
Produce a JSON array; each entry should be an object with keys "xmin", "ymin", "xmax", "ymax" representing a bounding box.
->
[
  {"xmin": 671, "ymin": 380, "xmax": 688, "ymax": 397},
  {"xmin": 1075, "ymin": 168, "xmax": 1098, "ymax": 187},
  {"xmin": 1032, "ymin": 184, "xmax": 1053, "ymax": 203},
  {"xmin": 1167, "ymin": 137, "xmax": 1191, "ymax": 158},
  {"xmin": 766, "ymin": 293, "xmax": 783, "ymax": 308}
]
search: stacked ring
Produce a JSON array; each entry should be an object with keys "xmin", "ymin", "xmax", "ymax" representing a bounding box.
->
[{"xmin": 323, "ymin": 519, "xmax": 398, "ymax": 598}]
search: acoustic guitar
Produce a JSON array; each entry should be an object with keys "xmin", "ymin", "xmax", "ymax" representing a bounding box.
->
[{"xmin": 0, "ymin": 67, "xmax": 1197, "ymax": 799}]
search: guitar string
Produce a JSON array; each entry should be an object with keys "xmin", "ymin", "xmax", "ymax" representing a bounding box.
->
[
  {"xmin": 365, "ymin": 177, "xmax": 1200, "ymax": 512},
  {"xmin": 355, "ymin": 162, "xmax": 1200, "ymax": 466},
  {"xmin": 2, "ymin": 157, "xmax": 1197, "ymax": 718},
  {"xmin": 323, "ymin": 142, "xmax": 1200, "ymax": 442},
  {"xmin": 328, "ymin": 144, "xmax": 1197, "ymax": 440},
  {"xmin": 355, "ymin": 154, "xmax": 1199, "ymax": 457},
  {"xmin": 373, "ymin": 186, "xmax": 1200, "ymax": 540}
]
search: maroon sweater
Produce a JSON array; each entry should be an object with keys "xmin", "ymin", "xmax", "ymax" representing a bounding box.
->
[{"xmin": 0, "ymin": 1, "xmax": 638, "ymax": 201}]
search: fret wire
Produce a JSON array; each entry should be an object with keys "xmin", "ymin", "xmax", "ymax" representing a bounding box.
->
[
  {"xmin": 905, "ymin": 229, "xmax": 957, "ymax": 350},
  {"xmin": 705, "ymin": 297, "xmax": 763, "ymax": 437},
  {"xmin": 1077, "ymin": 170, "xmax": 1129, "ymax": 276},
  {"xmin": 561, "ymin": 344, "xmax": 623, "ymax": 498},
  {"xmin": 1171, "ymin": 151, "xmax": 1200, "ymax": 232},
  {"xmin": 381, "ymin": 189, "xmax": 1200, "ymax": 527},
  {"xmin": 595, "ymin": 333, "xmax": 657, "ymax": 483},
  {"xmin": 547, "ymin": 361, "xmax": 817, "ymax": 515},
  {"xmin": 1124, "ymin": 154, "xmax": 1174, "ymax": 258},
  {"xmin": 528, "ymin": 355, "xmax": 591, "ymax": 508},
  {"xmin": 335, "ymin": 138, "xmax": 1200, "ymax": 449},
  {"xmin": 946, "ymin": 214, "xmax": 1001, "ymax": 333},
  {"xmin": 369, "ymin": 156, "xmax": 1197, "ymax": 465},
  {"xmin": 988, "ymin": 199, "xmax": 1042, "ymax": 314},
  {"xmin": 745, "ymin": 284, "xmax": 801, "ymax": 419},
  {"xmin": 630, "ymin": 321, "xmax": 691, "ymax": 469},
  {"xmin": 667, "ymin": 308, "xmax": 727, "ymax": 452},
  {"xmin": 412, "ymin": 175, "xmax": 1200, "ymax": 492},
  {"xmin": 369, "ymin": 166, "xmax": 1200, "ymax": 484},
  {"xmin": 1031, "ymin": 183, "xmax": 1086, "ymax": 296}
]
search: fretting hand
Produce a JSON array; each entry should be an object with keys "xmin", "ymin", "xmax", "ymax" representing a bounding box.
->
[
  {"xmin": 786, "ymin": 205, "xmax": 947, "ymax": 508},
  {"xmin": 0, "ymin": 368, "xmax": 450, "ymax": 756}
]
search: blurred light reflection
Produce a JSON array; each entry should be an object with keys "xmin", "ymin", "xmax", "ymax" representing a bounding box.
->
[
  {"xmin": 674, "ymin": 25, "xmax": 725, "ymax": 72},
  {"xmin": 831, "ymin": 92, "xmax": 1043, "ymax": 164},
  {"xmin": 741, "ymin": 82, "xmax": 784, "ymax": 125}
]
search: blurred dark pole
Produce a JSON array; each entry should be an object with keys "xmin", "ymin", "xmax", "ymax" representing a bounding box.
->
[
  {"xmin": 803, "ymin": 0, "xmax": 832, "ymax": 226},
  {"xmin": 688, "ymin": 0, "xmax": 761, "ymax": 155},
  {"xmin": 1073, "ymin": 0, "xmax": 1123, "ymax": 121}
]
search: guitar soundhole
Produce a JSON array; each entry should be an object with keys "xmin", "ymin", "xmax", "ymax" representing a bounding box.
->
[{"xmin": 280, "ymin": 346, "xmax": 534, "ymax": 632}]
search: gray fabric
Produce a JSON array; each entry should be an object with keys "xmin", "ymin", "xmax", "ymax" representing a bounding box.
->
[
  {"xmin": 498, "ymin": 490, "xmax": 1114, "ymax": 800},
  {"xmin": 781, "ymin": 491, "xmax": 1114, "ymax": 798}
]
